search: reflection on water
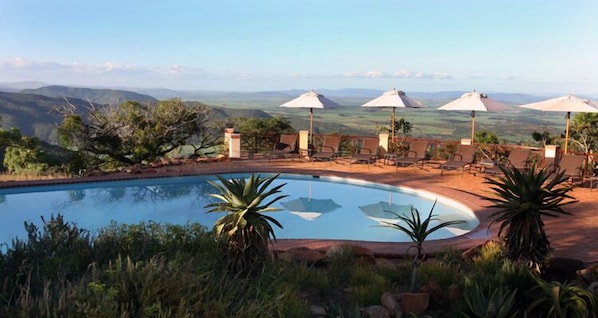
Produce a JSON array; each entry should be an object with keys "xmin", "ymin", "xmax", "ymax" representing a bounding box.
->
[{"xmin": 0, "ymin": 174, "xmax": 480, "ymax": 245}]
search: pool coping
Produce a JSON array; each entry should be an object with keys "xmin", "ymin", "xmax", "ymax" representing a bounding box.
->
[{"xmin": 1, "ymin": 157, "xmax": 596, "ymax": 265}]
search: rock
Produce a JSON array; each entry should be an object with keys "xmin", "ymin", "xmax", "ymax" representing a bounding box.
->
[
  {"xmin": 544, "ymin": 257, "xmax": 585, "ymax": 282},
  {"xmin": 380, "ymin": 292, "xmax": 400, "ymax": 316},
  {"xmin": 362, "ymin": 305, "xmax": 390, "ymax": 318},
  {"xmin": 277, "ymin": 247, "xmax": 326, "ymax": 266},
  {"xmin": 577, "ymin": 263, "xmax": 598, "ymax": 285},
  {"xmin": 310, "ymin": 305, "xmax": 328, "ymax": 317},
  {"xmin": 326, "ymin": 244, "xmax": 376, "ymax": 264}
]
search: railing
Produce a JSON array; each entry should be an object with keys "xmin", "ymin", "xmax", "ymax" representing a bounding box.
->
[{"xmin": 236, "ymin": 131, "xmax": 595, "ymax": 176}]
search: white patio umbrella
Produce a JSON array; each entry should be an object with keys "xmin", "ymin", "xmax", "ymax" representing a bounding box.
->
[
  {"xmin": 519, "ymin": 94, "xmax": 598, "ymax": 153},
  {"xmin": 280, "ymin": 181, "xmax": 341, "ymax": 221},
  {"xmin": 438, "ymin": 91, "xmax": 509, "ymax": 143},
  {"xmin": 280, "ymin": 90, "xmax": 339, "ymax": 145},
  {"xmin": 361, "ymin": 89, "xmax": 425, "ymax": 141}
]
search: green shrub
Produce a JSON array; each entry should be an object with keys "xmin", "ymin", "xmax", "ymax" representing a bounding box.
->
[{"xmin": 349, "ymin": 265, "xmax": 390, "ymax": 306}]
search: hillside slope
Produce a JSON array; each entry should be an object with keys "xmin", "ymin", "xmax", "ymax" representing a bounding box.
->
[
  {"xmin": 22, "ymin": 85, "xmax": 157, "ymax": 105},
  {"xmin": 0, "ymin": 91, "xmax": 93, "ymax": 143}
]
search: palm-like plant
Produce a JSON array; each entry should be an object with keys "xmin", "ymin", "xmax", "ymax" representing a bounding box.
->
[
  {"xmin": 484, "ymin": 164, "xmax": 577, "ymax": 270},
  {"xmin": 205, "ymin": 173, "xmax": 288, "ymax": 274},
  {"xmin": 380, "ymin": 200, "xmax": 465, "ymax": 292},
  {"xmin": 527, "ymin": 279, "xmax": 598, "ymax": 318}
]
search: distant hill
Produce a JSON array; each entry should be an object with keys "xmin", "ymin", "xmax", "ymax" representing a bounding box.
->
[
  {"xmin": 21, "ymin": 85, "xmax": 157, "ymax": 105},
  {"xmin": 0, "ymin": 90, "xmax": 273, "ymax": 144},
  {"xmin": 0, "ymin": 91, "xmax": 91, "ymax": 144}
]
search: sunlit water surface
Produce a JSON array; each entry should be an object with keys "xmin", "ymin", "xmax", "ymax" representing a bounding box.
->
[{"xmin": 0, "ymin": 173, "xmax": 479, "ymax": 245}]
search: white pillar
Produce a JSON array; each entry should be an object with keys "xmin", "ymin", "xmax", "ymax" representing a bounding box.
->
[
  {"xmin": 299, "ymin": 130, "xmax": 309, "ymax": 151},
  {"xmin": 544, "ymin": 145, "xmax": 560, "ymax": 167},
  {"xmin": 224, "ymin": 128, "xmax": 241, "ymax": 159},
  {"xmin": 378, "ymin": 133, "xmax": 389, "ymax": 152}
]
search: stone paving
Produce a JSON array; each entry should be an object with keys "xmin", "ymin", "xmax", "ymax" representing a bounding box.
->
[{"xmin": 1, "ymin": 155, "xmax": 597, "ymax": 265}]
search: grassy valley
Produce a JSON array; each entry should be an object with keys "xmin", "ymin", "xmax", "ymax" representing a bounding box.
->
[{"xmin": 0, "ymin": 85, "xmax": 570, "ymax": 146}]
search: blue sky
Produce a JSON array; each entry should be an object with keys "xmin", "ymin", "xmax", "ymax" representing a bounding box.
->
[{"xmin": 1, "ymin": 0, "xmax": 596, "ymax": 94}]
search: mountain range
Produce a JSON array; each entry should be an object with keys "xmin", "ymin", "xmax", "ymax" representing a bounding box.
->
[{"xmin": 1, "ymin": 82, "xmax": 595, "ymax": 146}]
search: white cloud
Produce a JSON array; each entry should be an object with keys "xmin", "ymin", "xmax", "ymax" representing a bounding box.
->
[{"xmin": 343, "ymin": 70, "xmax": 452, "ymax": 80}]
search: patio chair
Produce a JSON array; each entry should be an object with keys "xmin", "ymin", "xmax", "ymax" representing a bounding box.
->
[
  {"xmin": 394, "ymin": 140, "xmax": 429, "ymax": 170},
  {"xmin": 484, "ymin": 148, "xmax": 531, "ymax": 175},
  {"xmin": 267, "ymin": 133, "xmax": 298, "ymax": 161},
  {"xmin": 312, "ymin": 135, "xmax": 342, "ymax": 165},
  {"xmin": 555, "ymin": 154, "xmax": 586, "ymax": 184},
  {"xmin": 440, "ymin": 144, "xmax": 477, "ymax": 176},
  {"xmin": 350, "ymin": 137, "xmax": 379, "ymax": 167}
]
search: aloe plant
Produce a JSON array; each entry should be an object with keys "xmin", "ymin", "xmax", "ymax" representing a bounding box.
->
[
  {"xmin": 380, "ymin": 200, "xmax": 465, "ymax": 292},
  {"xmin": 205, "ymin": 173, "xmax": 288, "ymax": 274},
  {"xmin": 527, "ymin": 279, "xmax": 598, "ymax": 318},
  {"xmin": 484, "ymin": 164, "xmax": 577, "ymax": 270}
]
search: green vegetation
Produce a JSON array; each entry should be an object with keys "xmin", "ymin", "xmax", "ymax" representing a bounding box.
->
[
  {"xmin": 21, "ymin": 85, "xmax": 157, "ymax": 105},
  {"xmin": 57, "ymin": 98, "xmax": 219, "ymax": 169},
  {"xmin": 205, "ymin": 173, "xmax": 288, "ymax": 275},
  {"xmin": 1, "ymin": 217, "xmax": 595, "ymax": 317},
  {"xmin": 379, "ymin": 201, "xmax": 466, "ymax": 292},
  {"xmin": 484, "ymin": 165, "xmax": 577, "ymax": 270}
]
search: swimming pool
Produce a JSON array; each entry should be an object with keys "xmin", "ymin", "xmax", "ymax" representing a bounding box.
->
[{"xmin": 0, "ymin": 173, "xmax": 479, "ymax": 245}]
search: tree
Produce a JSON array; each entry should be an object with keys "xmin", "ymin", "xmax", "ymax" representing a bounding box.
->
[
  {"xmin": 235, "ymin": 117, "xmax": 294, "ymax": 153},
  {"xmin": 531, "ymin": 127, "xmax": 554, "ymax": 147},
  {"xmin": 570, "ymin": 113, "xmax": 598, "ymax": 153},
  {"xmin": 475, "ymin": 130, "xmax": 499, "ymax": 144},
  {"xmin": 57, "ymin": 98, "xmax": 216, "ymax": 167},
  {"xmin": 205, "ymin": 174, "xmax": 287, "ymax": 275},
  {"xmin": 484, "ymin": 165, "xmax": 576, "ymax": 270}
]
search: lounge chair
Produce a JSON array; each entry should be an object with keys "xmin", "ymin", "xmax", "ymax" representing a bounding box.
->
[
  {"xmin": 440, "ymin": 144, "xmax": 477, "ymax": 176},
  {"xmin": 555, "ymin": 154, "xmax": 586, "ymax": 183},
  {"xmin": 312, "ymin": 135, "xmax": 341, "ymax": 164},
  {"xmin": 484, "ymin": 148, "xmax": 531, "ymax": 175},
  {"xmin": 394, "ymin": 140, "xmax": 428, "ymax": 170},
  {"xmin": 267, "ymin": 133, "xmax": 298, "ymax": 161},
  {"xmin": 350, "ymin": 137, "xmax": 379, "ymax": 166}
]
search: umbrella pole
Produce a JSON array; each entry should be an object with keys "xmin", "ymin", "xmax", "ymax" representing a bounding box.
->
[
  {"xmin": 391, "ymin": 107, "xmax": 396, "ymax": 143},
  {"xmin": 309, "ymin": 108, "xmax": 314, "ymax": 146},
  {"xmin": 471, "ymin": 111, "xmax": 476, "ymax": 144},
  {"xmin": 565, "ymin": 111, "xmax": 571, "ymax": 154}
]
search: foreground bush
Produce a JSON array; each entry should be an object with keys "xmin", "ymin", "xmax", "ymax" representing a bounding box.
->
[
  {"xmin": 0, "ymin": 215, "xmax": 309, "ymax": 317},
  {"xmin": 0, "ymin": 216, "xmax": 595, "ymax": 317}
]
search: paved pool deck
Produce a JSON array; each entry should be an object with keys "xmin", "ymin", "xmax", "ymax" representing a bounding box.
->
[{"xmin": 1, "ymin": 155, "xmax": 597, "ymax": 265}]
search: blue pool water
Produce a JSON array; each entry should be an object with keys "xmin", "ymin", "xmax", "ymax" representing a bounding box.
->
[{"xmin": 0, "ymin": 173, "xmax": 479, "ymax": 245}]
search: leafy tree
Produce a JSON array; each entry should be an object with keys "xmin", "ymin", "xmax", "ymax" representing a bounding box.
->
[
  {"xmin": 205, "ymin": 174, "xmax": 288, "ymax": 275},
  {"xmin": 1, "ymin": 129, "xmax": 61, "ymax": 175},
  {"xmin": 484, "ymin": 165, "xmax": 576, "ymax": 270},
  {"xmin": 570, "ymin": 112, "xmax": 598, "ymax": 153},
  {"xmin": 57, "ymin": 98, "xmax": 216, "ymax": 167},
  {"xmin": 235, "ymin": 116, "xmax": 294, "ymax": 153},
  {"xmin": 532, "ymin": 127, "xmax": 555, "ymax": 147},
  {"xmin": 475, "ymin": 130, "xmax": 500, "ymax": 144}
]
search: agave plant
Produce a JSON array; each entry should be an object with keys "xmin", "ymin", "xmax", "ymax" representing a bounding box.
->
[
  {"xmin": 380, "ymin": 200, "xmax": 465, "ymax": 292},
  {"xmin": 462, "ymin": 284, "xmax": 520, "ymax": 318},
  {"xmin": 205, "ymin": 173, "xmax": 288, "ymax": 274},
  {"xmin": 527, "ymin": 279, "xmax": 598, "ymax": 318},
  {"xmin": 484, "ymin": 164, "xmax": 577, "ymax": 270}
]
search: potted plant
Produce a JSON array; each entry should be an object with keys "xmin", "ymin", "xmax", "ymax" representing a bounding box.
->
[{"xmin": 380, "ymin": 200, "xmax": 465, "ymax": 314}]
